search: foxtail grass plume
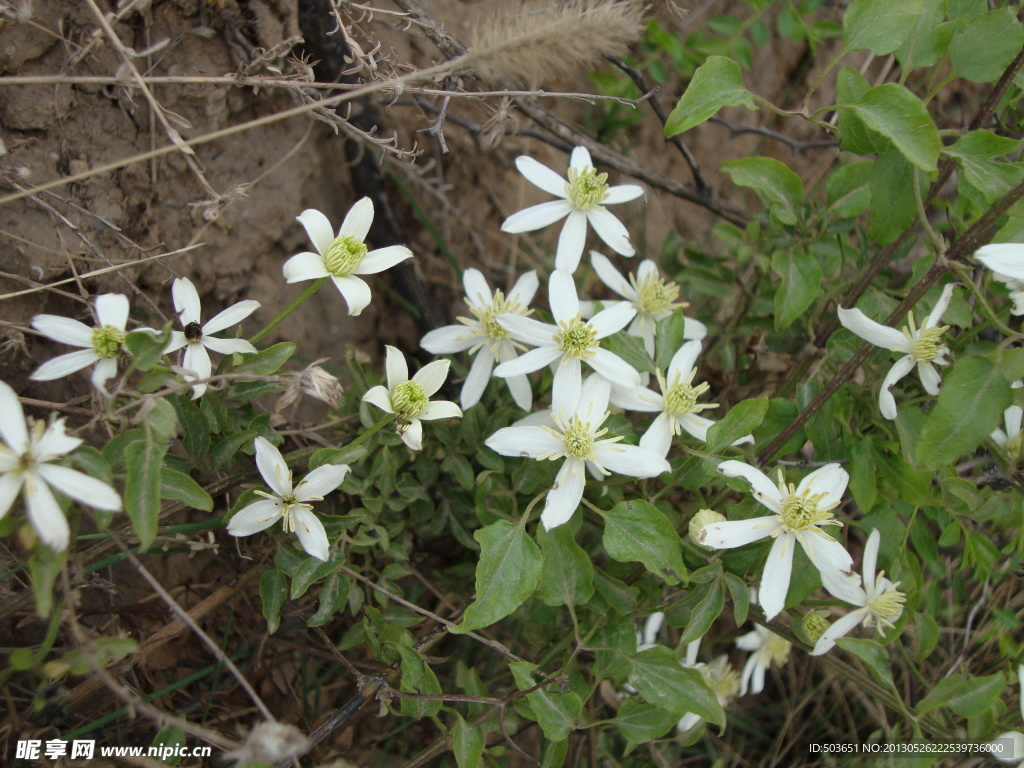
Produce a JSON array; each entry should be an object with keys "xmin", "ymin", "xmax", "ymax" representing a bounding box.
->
[{"xmin": 469, "ymin": 0, "xmax": 646, "ymax": 86}]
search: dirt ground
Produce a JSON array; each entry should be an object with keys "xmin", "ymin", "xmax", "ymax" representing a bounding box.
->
[{"xmin": 0, "ymin": 0, "xmax": 901, "ymax": 764}]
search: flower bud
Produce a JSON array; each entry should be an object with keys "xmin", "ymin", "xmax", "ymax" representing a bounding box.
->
[
  {"xmin": 801, "ymin": 610, "xmax": 830, "ymax": 643},
  {"xmin": 689, "ymin": 508, "xmax": 725, "ymax": 550}
]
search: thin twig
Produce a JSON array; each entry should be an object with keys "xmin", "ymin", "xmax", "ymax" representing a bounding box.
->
[{"xmin": 708, "ymin": 116, "xmax": 839, "ymax": 154}]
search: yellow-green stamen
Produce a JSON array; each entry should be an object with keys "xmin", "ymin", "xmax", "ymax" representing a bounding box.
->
[
  {"xmin": 554, "ymin": 315, "xmax": 598, "ymax": 359},
  {"xmin": 901, "ymin": 313, "xmax": 948, "ymax": 363},
  {"xmin": 565, "ymin": 166, "xmax": 610, "ymax": 210},
  {"xmin": 776, "ymin": 470, "xmax": 841, "ymax": 533},
  {"xmin": 391, "ymin": 380, "xmax": 429, "ymax": 418},
  {"xmin": 631, "ymin": 271, "xmax": 683, "ymax": 319},
  {"xmin": 91, "ymin": 325, "xmax": 127, "ymax": 358},
  {"xmin": 323, "ymin": 235, "xmax": 368, "ymax": 277}
]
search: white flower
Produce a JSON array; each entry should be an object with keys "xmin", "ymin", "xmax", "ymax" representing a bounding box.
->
[
  {"xmin": 991, "ymin": 665, "xmax": 1024, "ymax": 764},
  {"xmin": 699, "ymin": 460, "xmax": 860, "ymax": 621},
  {"xmin": 676, "ymin": 638, "xmax": 741, "ymax": 733},
  {"xmin": 610, "ymin": 340, "xmax": 752, "ymax": 458},
  {"xmin": 582, "ymin": 251, "xmax": 706, "ymax": 356},
  {"xmin": 501, "ymin": 147, "xmax": 644, "ymax": 273},
  {"xmin": 282, "ymin": 199, "xmax": 413, "ymax": 316},
  {"xmin": 811, "ymin": 529, "xmax": 907, "ymax": 656},
  {"xmin": 420, "ymin": 269, "xmax": 539, "ymax": 411},
  {"xmin": 735, "ymin": 624, "xmax": 791, "ymax": 696},
  {"xmin": 0, "ymin": 380, "xmax": 121, "ymax": 551},
  {"xmin": 837, "ymin": 284, "xmax": 956, "ymax": 420},
  {"xmin": 362, "ymin": 346, "xmax": 462, "ymax": 451},
  {"xmin": 991, "ymin": 380, "xmax": 1024, "ymax": 460},
  {"xmin": 493, "ymin": 270, "xmax": 641, "ymax": 408},
  {"xmin": 227, "ymin": 437, "xmax": 349, "ymax": 561},
  {"xmin": 164, "ymin": 277, "xmax": 260, "ymax": 399},
  {"xmin": 975, "ymin": 243, "xmax": 1024, "ymax": 315},
  {"xmin": 31, "ymin": 293, "xmax": 132, "ymax": 393},
  {"xmin": 485, "ymin": 375, "xmax": 670, "ymax": 529},
  {"xmin": 637, "ymin": 611, "xmax": 665, "ymax": 652}
]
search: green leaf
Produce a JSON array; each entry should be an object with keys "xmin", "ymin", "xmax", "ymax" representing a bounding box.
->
[
  {"xmin": 917, "ymin": 357, "xmax": 1011, "ymax": 470},
  {"xmin": 537, "ymin": 524, "xmax": 594, "ymax": 607},
  {"xmin": 126, "ymin": 326, "xmax": 172, "ymax": 371},
  {"xmin": 232, "ymin": 342, "xmax": 295, "ymax": 375},
  {"xmin": 602, "ymin": 501, "xmax": 687, "ymax": 585},
  {"xmin": 145, "ymin": 398, "xmax": 179, "ymax": 440},
  {"xmin": 453, "ymin": 520, "xmax": 543, "ymax": 633},
  {"xmin": 509, "ymin": 662, "xmax": 582, "ymax": 742},
  {"xmin": 664, "ymin": 55, "xmax": 756, "ymax": 136},
  {"xmin": 720, "ymin": 157, "xmax": 803, "ymax": 226},
  {"xmin": 722, "ymin": 572, "xmax": 749, "ymax": 626},
  {"xmin": 655, "ymin": 312, "xmax": 687, "ymax": 372},
  {"xmin": 159, "ymin": 468, "xmax": 213, "ymax": 511},
  {"xmin": 170, "ymin": 395, "xmax": 210, "ymax": 462},
  {"xmin": 706, "ymin": 397, "xmax": 767, "ymax": 452},
  {"xmin": 71, "ymin": 447, "xmax": 117, "ymax": 530},
  {"xmin": 917, "ymin": 672, "xmax": 1005, "ymax": 717},
  {"xmin": 677, "ymin": 578, "xmax": 725, "ymax": 646},
  {"xmin": 613, "ymin": 698, "xmax": 680, "ymax": 743},
  {"xmin": 291, "ymin": 553, "xmax": 344, "ymax": 599},
  {"xmin": 842, "ymin": 84, "xmax": 940, "ymax": 171},
  {"xmin": 308, "ymin": 571, "xmax": 347, "ymax": 627},
  {"xmin": 210, "ymin": 430, "xmax": 257, "ymax": 471},
  {"xmin": 945, "ymin": 130, "xmax": 1024, "ymax": 207},
  {"xmin": 452, "ymin": 714, "xmax": 484, "ymax": 768},
  {"xmin": 625, "ymin": 647, "xmax": 726, "ymax": 726},
  {"xmin": 868, "ymin": 150, "xmax": 922, "ymax": 245},
  {"xmin": 948, "ymin": 0, "xmax": 986, "ymax": 21},
  {"xmin": 603, "ymin": 331, "xmax": 656, "ymax": 376},
  {"xmin": 151, "ymin": 725, "xmax": 186, "ymax": 767},
  {"xmin": 592, "ymin": 570, "xmax": 639, "ymax": 615},
  {"xmin": 835, "ymin": 68, "xmax": 878, "ymax": 155},
  {"xmin": 29, "ymin": 543, "xmax": 67, "ymax": 617},
  {"xmin": 842, "ymin": 0, "xmax": 922, "ymax": 54},
  {"xmin": 771, "ymin": 250, "xmax": 822, "ymax": 330},
  {"xmin": 826, "ymin": 161, "xmax": 874, "ymax": 219},
  {"xmin": 398, "ymin": 644, "xmax": 443, "ymax": 718},
  {"xmin": 259, "ymin": 569, "xmax": 288, "ymax": 634},
  {"xmin": 949, "ymin": 8, "xmax": 1024, "ymax": 83},
  {"xmin": 894, "ymin": 0, "xmax": 951, "ymax": 71},
  {"xmin": 125, "ymin": 423, "xmax": 168, "ymax": 551},
  {"xmin": 835, "ymin": 638, "xmax": 896, "ymax": 690}
]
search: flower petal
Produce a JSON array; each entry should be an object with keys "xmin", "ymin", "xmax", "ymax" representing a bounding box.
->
[
  {"xmin": 594, "ymin": 442, "xmax": 669, "ymax": 478},
  {"xmin": 554, "ymin": 211, "xmax": 589, "ymax": 273},
  {"xmin": 801, "ymin": 532, "xmax": 861, "ymax": 604},
  {"xmin": 501, "ymin": 200, "xmax": 572, "ymax": 233},
  {"xmin": 461, "ymin": 348, "xmax": 494, "ymax": 409},
  {"xmin": 760, "ymin": 533, "xmax": 795, "ymax": 620},
  {"xmin": 917, "ymin": 361, "xmax": 942, "ymax": 396},
  {"xmin": 552, "ymin": 356, "xmax": 582, "ymax": 414},
  {"xmin": 604, "ymin": 184, "xmax": 644, "ymax": 204},
  {"xmin": 296, "ymin": 463, "xmax": 349, "ymax": 500},
  {"xmin": 421, "ymin": 324, "xmax": 477, "ymax": 354},
  {"xmin": 0, "ymin": 471, "xmax": 23, "ymax": 519},
  {"xmin": 486, "ymin": 425, "xmax": 565, "ymax": 458},
  {"xmin": 668, "ymin": 339, "xmax": 703, "ymax": 381},
  {"xmin": 462, "ymin": 268, "xmax": 492, "ymax": 306},
  {"xmin": 338, "ymin": 197, "xmax": 374, "ymax": 242},
  {"xmin": 227, "ymin": 498, "xmax": 284, "ymax": 536},
  {"xmin": 332, "ymin": 275, "xmax": 372, "ymax": 317},
  {"xmin": 33, "ymin": 420, "xmax": 81, "ymax": 462},
  {"xmin": 590, "ymin": 251, "xmax": 634, "ymax": 299},
  {"xmin": 357, "ymin": 245, "xmax": 413, "ymax": 275},
  {"xmin": 508, "ymin": 270, "xmax": 540, "ymax": 306},
  {"xmin": 587, "ymin": 348, "xmax": 641, "ymax": 388},
  {"xmin": 718, "ymin": 460, "xmax": 782, "ymax": 510},
  {"xmin": 975, "ymin": 243, "xmax": 1024, "ymax": 281},
  {"xmin": 0, "ymin": 381, "xmax": 29, "ymax": 453},
  {"xmin": 683, "ymin": 316, "xmax": 708, "ymax": 340},
  {"xmin": 879, "ymin": 355, "xmax": 916, "ymax": 419},
  {"xmin": 862, "ymin": 529, "xmax": 880, "ymax": 591},
  {"xmin": 283, "ymin": 251, "xmax": 330, "ymax": 282},
  {"xmin": 292, "ymin": 507, "xmax": 331, "ymax": 561},
  {"xmin": 589, "ymin": 301, "xmax": 637, "ymax": 339},
  {"xmin": 678, "ymin": 413, "xmax": 717, "ymax": 443},
  {"xmin": 587, "ymin": 208, "xmax": 634, "ymax": 257},
  {"xmin": 31, "ymin": 315, "xmax": 93, "ymax": 347},
  {"xmin": 202, "ymin": 337, "xmax": 257, "ymax": 356},
  {"xmin": 1006, "ymin": 405, "xmax": 1023, "ymax": 440},
  {"xmin": 811, "ymin": 609, "xmax": 867, "ymax": 656},
  {"xmin": 362, "ymin": 385, "xmax": 394, "ymax": 413},
  {"xmin": 24, "ymin": 473, "xmax": 69, "ymax": 551},
  {"xmin": 36, "ymin": 464, "xmax": 121, "ymax": 511},
  {"xmin": 699, "ymin": 516, "xmax": 781, "ymax": 549},
  {"xmin": 164, "ymin": 331, "xmax": 188, "ymax": 354},
  {"xmin": 385, "ymin": 345, "xmax": 408, "ymax": 390},
  {"xmin": 172, "ymin": 278, "xmax": 202, "ymax": 326},
  {"xmin": 610, "ymin": 384, "xmax": 663, "ymax": 413},
  {"xmin": 498, "ymin": 314, "xmax": 558, "ymax": 347},
  {"xmin": 419, "ymin": 400, "xmax": 462, "ymax": 420},
  {"xmin": 95, "ymin": 293, "xmax": 130, "ymax": 330},
  {"xmin": 795, "ymin": 463, "xmax": 849, "ymax": 508},
  {"xmin": 516, "ymin": 155, "xmax": 569, "ymax": 197},
  {"xmin": 549, "ymin": 269, "xmax": 581, "ymax": 324},
  {"xmin": 493, "ymin": 345, "xmax": 561, "ymax": 378},
  {"xmin": 91, "ymin": 358, "xmax": 119, "ymax": 394},
  {"xmin": 926, "ymin": 283, "xmax": 956, "ymax": 328},
  {"xmin": 254, "ymin": 436, "xmax": 291, "ymax": 497},
  {"xmin": 411, "ymin": 359, "xmax": 450, "ymax": 396},
  {"xmin": 203, "ymin": 300, "xmax": 260, "ymax": 335},
  {"xmin": 837, "ymin": 307, "xmax": 908, "ymax": 351},
  {"xmin": 639, "ymin": 414, "xmax": 674, "ymax": 457},
  {"xmin": 542, "ymin": 459, "xmax": 585, "ymax": 529},
  {"xmin": 298, "ymin": 208, "xmax": 336, "ymax": 255},
  {"xmin": 400, "ymin": 418, "xmax": 423, "ymax": 451},
  {"xmin": 569, "ymin": 146, "xmax": 592, "ymax": 171},
  {"xmin": 506, "ymin": 373, "xmax": 533, "ymax": 411},
  {"xmin": 182, "ymin": 343, "xmax": 212, "ymax": 398}
]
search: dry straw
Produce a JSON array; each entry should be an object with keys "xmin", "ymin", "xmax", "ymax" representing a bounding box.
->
[{"xmin": 468, "ymin": 0, "xmax": 647, "ymax": 86}]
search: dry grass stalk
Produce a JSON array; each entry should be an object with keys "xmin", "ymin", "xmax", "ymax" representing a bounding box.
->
[{"xmin": 468, "ymin": 0, "xmax": 647, "ymax": 86}]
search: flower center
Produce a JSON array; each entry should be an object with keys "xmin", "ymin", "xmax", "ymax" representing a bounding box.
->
[
  {"xmin": 565, "ymin": 166, "xmax": 610, "ymax": 210},
  {"xmin": 184, "ymin": 321, "xmax": 204, "ymax": 343},
  {"xmin": 465, "ymin": 288, "xmax": 520, "ymax": 343},
  {"xmin": 902, "ymin": 314, "xmax": 948, "ymax": 363},
  {"xmin": 698, "ymin": 658, "xmax": 741, "ymax": 703},
  {"xmin": 323, "ymin": 234, "xmax": 368, "ymax": 277},
  {"xmin": 779, "ymin": 490, "xmax": 833, "ymax": 531},
  {"xmin": 1008, "ymin": 430, "xmax": 1024, "ymax": 461},
  {"xmin": 801, "ymin": 610, "xmax": 831, "ymax": 643},
  {"xmin": 762, "ymin": 634, "xmax": 792, "ymax": 666},
  {"xmin": 279, "ymin": 494, "xmax": 313, "ymax": 533},
  {"xmin": 91, "ymin": 325, "xmax": 127, "ymax": 359},
  {"xmin": 561, "ymin": 420, "xmax": 595, "ymax": 459},
  {"xmin": 554, "ymin": 315, "xmax": 598, "ymax": 359},
  {"xmin": 865, "ymin": 579, "xmax": 906, "ymax": 628},
  {"xmin": 631, "ymin": 272, "xmax": 682, "ymax": 318},
  {"xmin": 664, "ymin": 378, "xmax": 711, "ymax": 417},
  {"xmin": 391, "ymin": 380, "xmax": 429, "ymax": 418}
]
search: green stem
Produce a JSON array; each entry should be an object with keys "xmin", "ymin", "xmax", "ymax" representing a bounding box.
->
[
  {"xmin": 343, "ymin": 412, "xmax": 397, "ymax": 453},
  {"xmin": 248, "ymin": 277, "xmax": 327, "ymax": 345},
  {"xmin": 950, "ymin": 262, "xmax": 1018, "ymax": 337}
]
